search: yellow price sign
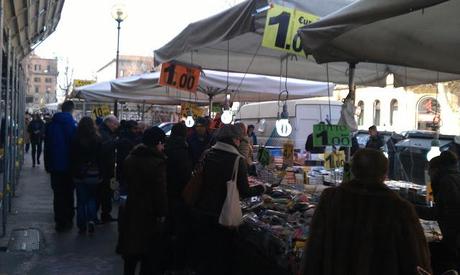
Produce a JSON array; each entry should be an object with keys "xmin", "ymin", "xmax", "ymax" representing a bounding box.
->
[
  {"xmin": 324, "ymin": 151, "xmax": 346, "ymax": 170},
  {"xmin": 180, "ymin": 103, "xmax": 204, "ymax": 118},
  {"xmin": 262, "ymin": 4, "xmax": 319, "ymax": 56},
  {"xmin": 92, "ymin": 105, "xmax": 111, "ymax": 119}
]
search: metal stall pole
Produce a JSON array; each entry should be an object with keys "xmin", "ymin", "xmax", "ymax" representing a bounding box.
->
[
  {"xmin": 2, "ymin": 29, "xmax": 11, "ymax": 231},
  {"xmin": 0, "ymin": 3, "xmax": 5, "ymax": 237},
  {"xmin": 7, "ymin": 50, "xmax": 14, "ymax": 212},
  {"xmin": 10, "ymin": 55, "xmax": 17, "ymax": 198}
]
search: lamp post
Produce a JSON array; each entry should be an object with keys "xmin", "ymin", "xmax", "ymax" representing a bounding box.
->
[{"xmin": 111, "ymin": 3, "xmax": 128, "ymax": 117}]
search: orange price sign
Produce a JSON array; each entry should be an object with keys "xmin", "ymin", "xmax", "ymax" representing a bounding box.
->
[{"xmin": 159, "ymin": 62, "xmax": 201, "ymax": 93}]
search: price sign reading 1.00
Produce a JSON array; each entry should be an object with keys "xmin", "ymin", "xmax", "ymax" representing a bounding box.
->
[
  {"xmin": 159, "ymin": 62, "xmax": 201, "ymax": 93},
  {"xmin": 313, "ymin": 124, "xmax": 351, "ymax": 147},
  {"xmin": 262, "ymin": 5, "xmax": 319, "ymax": 56}
]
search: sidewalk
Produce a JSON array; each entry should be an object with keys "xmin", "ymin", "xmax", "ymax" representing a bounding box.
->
[{"xmin": 0, "ymin": 152, "xmax": 123, "ymax": 275}]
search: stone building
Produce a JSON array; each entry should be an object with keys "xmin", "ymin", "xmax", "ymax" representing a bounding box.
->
[
  {"xmin": 24, "ymin": 53, "xmax": 58, "ymax": 111},
  {"xmin": 96, "ymin": 55, "xmax": 154, "ymax": 82},
  {"xmin": 336, "ymin": 79, "xmax": 460, "ymax": 135}
]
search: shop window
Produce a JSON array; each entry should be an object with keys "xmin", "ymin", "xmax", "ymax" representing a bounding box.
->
[
  {"xmin": 373, "ymin": 100, "xmax": 381, "ymax": 126},
  {"xmin": 390, "ymin": 99, "xmax": 398, "ymax": 126},
  {"xmin": 417, "ymin": 97, "xmax": 441, "ymax": 130},
  {"xmin": 357, "ymin": 101, "xmax": 364, "ymax": 126}
]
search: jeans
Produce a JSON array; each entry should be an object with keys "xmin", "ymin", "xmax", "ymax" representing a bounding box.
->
[
  {"xmin": 31, "ymin": 139, "xmax": 42, "ymax": 165},
  {"xmin": 123, "ymin": 254, "xmax": 159, "ymax": 275},
  {"xmin": 76, "ymin": 181, "xmax": 98, "ymax": 230},
  {"xmin": 50, "ymin": 172, "xmax": 75, "ymax": 227},
  {"xmin": 97, "ymin": 177, "xmax": 113, "ymax": 220}
]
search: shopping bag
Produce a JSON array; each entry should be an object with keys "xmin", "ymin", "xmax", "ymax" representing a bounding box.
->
[
  {"xmin": 182, "ymin": 166, "xmax": 204, "ymax": 207},
  {"xmin": 219, "ymin": 156, "xmax": 242, "ymax": 227}
]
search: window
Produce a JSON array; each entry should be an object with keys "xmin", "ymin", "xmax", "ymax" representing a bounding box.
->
[
  {"xmin": 47, "ymin": 65, "xmax": 51, "ymax": 72},
  {"xmin": 45, "ymin": 78, "xmax": 52, "ymax": 83},
  {"xmin": 373, "ymin": 100, "xmax": 381, "ymax": 126},
  {"xmin": 417, "ymin": 97, "xmax": 441, "ymax": 130},
  {"xmin": 34, "ymin": 86, "xmax": 39, "ymax": 93},
  {"xmin": 34, "ymin": 64, "xmax": 38, "ymax": 71},
  {"xmin": 390, "ymin": 99, "xmax": 398, "ymax": 126},
  {"xmin": 357, "ymin": 101, "xmax": 364, "ymax": 126},
  {"xmin": 34, "ymin": 77, "xmax": 41, "ymax": 83}
]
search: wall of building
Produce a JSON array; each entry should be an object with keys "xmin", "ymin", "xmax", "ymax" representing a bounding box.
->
[
  {"xmin": 336, "ymin": 83, "xmax": 460, "ymax": 135},
  {"xmin": 96, "ymin": 55, "xmax": 154, "ymax": 82},
  {"xmin": 24, "ymin": 53, "xmax": 58, "ymax": 111}
]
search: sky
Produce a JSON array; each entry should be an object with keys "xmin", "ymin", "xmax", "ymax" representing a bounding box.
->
[{"xmin": 35, "ymin": 0, "xmax": 243, "ymax": 83}]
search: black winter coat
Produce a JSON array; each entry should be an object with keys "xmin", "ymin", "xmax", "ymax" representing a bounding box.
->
[
  {"xmin": 99, "ymin": 123, "xmax": 117, "ymax": 179},
  {"xmin": 116, "ymin": 130, "xmax": 140, "ymax": 181},
  {"xmin": 417, "ymin": 167, "xmax": 460, "ymax": 251},
  {"xmin": 118, "ymin": 144, "xmax": 168, "ymax": 255},
  {"xmin": 165, "ymin": 136, "xmax": 192, "ymax": 201},
  {"xmin": 28, "ymin": 119, "xmax": 45, "ymax": 142},
  {"xmin": 365, "ymin": 134, "xmax": 384, "ymax": 150},
  {"xmin": 69, "ymin": 135, "xmax": 104, "ymax": 179},
  {"xmin": 196, "ymin": 143, "xmax": 264, "ymax": 220},
  {"xmin": 303, "ymin": 179, "xmax": 431, "ymax": 275}
]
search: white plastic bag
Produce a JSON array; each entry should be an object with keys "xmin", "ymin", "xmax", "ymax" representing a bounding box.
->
[{"xmin": 219, "ymin": 156, "xmax": 243, "ymax": 227}]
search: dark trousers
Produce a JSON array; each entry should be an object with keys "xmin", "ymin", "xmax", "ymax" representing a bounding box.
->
[
  {"xmin": 123, "ymin": 254, "xmax": 159, "ymax": 275},
  {"xmin": 31, "ymin": 139, "xmax": 42, "ymax": 165},
  {"xmin": 76, "ymin": 182, "xmax": 98, "ymax": 230},
  {"xmin": 97, "ymin": 177, "xmax": 113, "ymax": 219},
  {"xmin": 25, "ymin": 143, "xmax": 30, "ymax": 153},
  {"xmin": 50, "ymin": 172, "xmax": 75, "ymax": 227},
  {"xmin": 191, "ymin": 213, "xmax": 236, "ymax": 275},
  {"xmin": 430, "ymin": 241, "xmax": 459, "ymax": 275}
]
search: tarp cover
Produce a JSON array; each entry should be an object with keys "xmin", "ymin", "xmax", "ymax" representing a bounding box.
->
[
  {"xmin": 154, "ymin": 0, "xmax": 460, "ymax": 87},
  {"xmin": 71, "ymin": 70, "xmax": 334, "ymax": 104},
  {"xmin": 299, "ymin": 0, "xmax": 460, "ymax": 85}
]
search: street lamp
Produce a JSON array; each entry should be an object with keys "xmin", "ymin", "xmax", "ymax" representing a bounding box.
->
[{"xmin": 111, "ymin": 2, "xmax": 128, "ymax": 116}]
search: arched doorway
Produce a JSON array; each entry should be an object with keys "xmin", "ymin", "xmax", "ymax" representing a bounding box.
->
[
  {"xmin": 417, "ymin": 97, "xmax": 441, "ymax": 130},
  {"xmin": 373, "ymin": 100, "xmax": 381, "ymax": 126},
  {"xmin": 390, "ymin": 99, "xmax": 398, "ymax": 126}
]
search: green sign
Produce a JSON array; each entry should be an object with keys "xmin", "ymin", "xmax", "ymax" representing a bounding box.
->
[{"xmin": 313, "ymin": 124, "xmax": 351, "ymax": 147}]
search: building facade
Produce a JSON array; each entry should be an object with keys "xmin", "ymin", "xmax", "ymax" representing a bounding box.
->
[
  {"xmin": 96, "ymin": 55, "xmax": 154, "ymax": 82},
  {"xmin": 336, "ymin": 81, "xmax": 460, "ymax": 135},
  {"xmin": 24, "ymin": 53, "xmax": 58, "ymax": 111}
]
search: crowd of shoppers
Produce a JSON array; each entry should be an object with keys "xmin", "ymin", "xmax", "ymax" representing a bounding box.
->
[{"xmin": 38, "ymin": 104, "xmax": 459, "ymax": 275}]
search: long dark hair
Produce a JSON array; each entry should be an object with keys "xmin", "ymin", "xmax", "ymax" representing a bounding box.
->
[{"xmin": 76, "ymin": 117, "xmax": 100, "ymax": 142}]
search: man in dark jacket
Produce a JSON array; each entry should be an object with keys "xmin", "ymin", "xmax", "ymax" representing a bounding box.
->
[
  {"xmin": 416, "ymin": 150, "xmax": 460, "ymax": 274},
  {"xmin": 165, "ymin": 123, "xmax": 192, "ymax": 269},
  {"xmin": 118, "ymin": 127, "xmax": 168, "ymax": 275},
  {"xmin": 193, "ymin": 125, "xmax": 265, "ymax": 275},
  {"xmin": 116, "ymin": 120, "xmax": 140, "ymax": 196},
  {"xmin": 365, "ymin": 125, "xmax": 384, "ymax": 150},
  {"xmin": 187, "ymin": 117, "xmax": 211, "ymax": 167},
  {"xmin": 44, "ymin": 101, "xmax": 77, "ymax": 232},
  {"xmin": 302, "ymin": 149, "xmax": 431, "ymax": 275},
  {"xmin": 98, "ymin": 115, "xmax": 120, "ymax": 223},
  {"xmin": 28, "ymin": 114, "xmax": 45, "ymax": 167}
]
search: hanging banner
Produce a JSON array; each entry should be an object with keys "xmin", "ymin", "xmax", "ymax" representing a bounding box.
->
[
  {"xmin": 313, "ymin": 124, "xmax": 351, "ymax": 147},
  {"xmin": 159, "ymin": 62, "xmax": 201, "ymax": 93},
  {"xmin": 181, "ymin": 103, "xmax": 204, "ymax": 118},
  {"xmin": 73, "ymin": 79, "xmax": 96, "ymax": 88},
  {"xmin": 92, "ymin": 105, "xmax": 111, "ymax": 119},
  {"xmin": 324, "ymin": 151, "xmax": 346, "ymax": 169},
  {"xmin": 262, "ymin": 4, "xmax": 319, "ymax": 56}
]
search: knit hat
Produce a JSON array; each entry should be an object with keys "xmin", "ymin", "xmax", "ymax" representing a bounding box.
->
[
  {"xmin": 171, "ymin": 123, "xmax": 187, "ymax": 138},
  {"xmin": 215, "ymin": 124, "xmax": 242, "ymax": 141},
  {"xmin": 143, "ymin": 126, "xmax": 166, "ymax": 146}
]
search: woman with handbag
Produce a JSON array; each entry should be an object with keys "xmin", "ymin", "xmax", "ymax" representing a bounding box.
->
[
  {"xmin": 70, "ymin": 117, "xmax": 104, "ymax": 234},
  {"xmin": 192, "ymin": 124, "xmax": 266, "ymax": 275},
  {"xmin": 118, "ymin": 126, "xmax": 168, "ymax": 275}
]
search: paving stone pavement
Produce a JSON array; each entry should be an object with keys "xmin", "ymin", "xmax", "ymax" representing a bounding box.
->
[{"xmin": 0, "ymin": 152, "xmax": 123, "ymax": 275}]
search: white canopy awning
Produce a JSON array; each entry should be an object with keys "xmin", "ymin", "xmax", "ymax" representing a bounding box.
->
[
  {"xmin": 299, "ymin": 0, "xmax": 460, "ymax": 82},
  {"xmin": 71, "ymin": 70, "xmax": 334, "ymax": 104},
  {"xmin": 154, "ymin": 0, "xmax": 460, "ymax": 87}
]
